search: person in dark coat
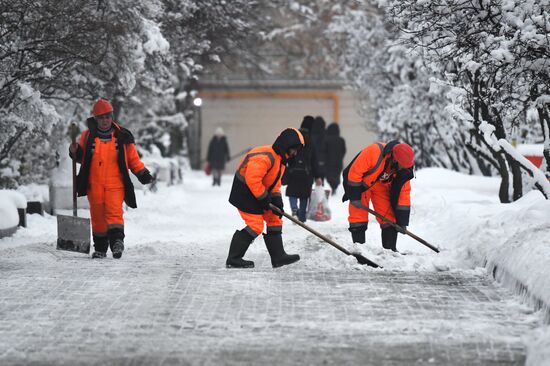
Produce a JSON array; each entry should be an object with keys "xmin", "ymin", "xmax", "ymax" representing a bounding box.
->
[
  {"xmin": 282, "ymin": 116, "xmax": 323, "ymax": 222},
  {"xmin": 324, "ymin": 122, "xmax": 346, "ymax": 195},
  {"xmin": 207, "ymin": 127, "xmax": 230, "ymax": 186},
  {"xmin": 311, "ymin": 116, "xmax": 327, "ymax": 178}
]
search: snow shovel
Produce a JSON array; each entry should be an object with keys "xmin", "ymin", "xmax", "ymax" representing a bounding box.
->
[
  {"xmin": 269, "ymin": 204, "xmax": 381, "ymax": 268},
  {"xmin": 56, "ymin": 123, "xmax": 91, "ymax": 254},
  {"xmin": 363, "ymin": 206, "xmax": 440, "ymax": 253}
]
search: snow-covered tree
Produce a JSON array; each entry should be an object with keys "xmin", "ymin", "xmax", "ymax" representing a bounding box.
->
[
  {"xmin": 385, "ymin": 0, "xmax": 550, "ymax": 201},
  {"xmin": 0, "ymin": 0, "xmax": 270, "ymax": 186},
  {"xmin": 327, "ymin": 2, "xmax": 478, "ymax": 171}
]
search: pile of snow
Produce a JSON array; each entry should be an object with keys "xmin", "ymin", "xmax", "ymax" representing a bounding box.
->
[
  {"xmin": 413, "ymin": 168, "xmax": 550, "ymax": 312},
  {"xmin": 0, "ymin": 190, "xmax": 26, "ymax": 230},
  {"xmin": 17, "ymin": 183, "xmax": 49, "ymax": 202}
]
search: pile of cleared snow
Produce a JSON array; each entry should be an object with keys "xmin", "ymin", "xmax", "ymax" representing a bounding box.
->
[
  {"xmin": 414, "ymin": 168, "xmax": 550, "ymax": 312},
  {"xmin": 0, "ymin": 190, "xmax": 26, "ymax": 229}
]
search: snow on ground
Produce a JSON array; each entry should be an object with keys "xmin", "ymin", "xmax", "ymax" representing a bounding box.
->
[{"xmin": 1, "ymin": 167, "xmax": 549, "ymax": 364}]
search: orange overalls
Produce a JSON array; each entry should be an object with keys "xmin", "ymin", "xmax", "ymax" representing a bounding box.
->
[
  {"xmin": 346, "ymin": 142, "xmax": 411, "ymax": 229},
  {"xmin": 76, "ymin": 129, "xmax": 144, "ymax": 238},
  {"xmin": 230, "ymin": 145, "xmax": 285, "ymax": 237}
]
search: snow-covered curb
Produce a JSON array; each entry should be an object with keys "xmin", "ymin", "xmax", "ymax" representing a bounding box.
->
[
  {"xmin": 463, "ymin": 191, "xmax": 550, "ymax": 322},
  {"xmin": 415, "ymin": 169, "xmax": 550, "ymax": 322}
]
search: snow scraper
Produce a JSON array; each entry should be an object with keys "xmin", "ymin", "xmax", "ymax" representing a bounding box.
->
[
  {"xmin": 269, "ymin": 204, "xmax": 381, "ymax": 268},
  {"xmin": 56, "ymin": 123, "xmax": 91, "ymax": 254}
]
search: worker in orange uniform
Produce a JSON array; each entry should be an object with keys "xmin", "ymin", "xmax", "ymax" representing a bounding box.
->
[
  {"xmin": 342, "ymin": 141, "xmax": 415, "ymax": 252},
  {"xmin": 69, "ymin": 98, "xmax": 154, "ymax": 259},
  {"xmin": 227, "ymin": 128, "xmax": 305, "ymax": 268}
]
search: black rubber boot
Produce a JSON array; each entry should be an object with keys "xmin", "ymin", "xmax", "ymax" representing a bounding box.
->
[
  {"xmin": 92, "ymin": 235, "xmax": 108, "ymax": 258},
  {"xmin": 381, "ymin": 226, "xmax": 398, "ymax": 252},
  {"xmin": 92, "ymin": 251, "xmax": 106, "ymax": 259},
  {"xmin": 108, "ymin": 228, "xmax": 125, "ymax": 259},
  {"xmin": 264, "ymin": 232, "xmax": 300, "ymax": 268},
  {"xmin": 111, "ymin": 239, "xmax": 124, "ymax": 259},
  {"xmin": 226, "ymin": 230, "xmax": 255, "ymax": 268}
]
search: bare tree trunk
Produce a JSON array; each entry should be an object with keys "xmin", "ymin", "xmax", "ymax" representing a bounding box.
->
[
  {"xmin": 506, "ymin": 154, "xmax": 523, "ymax": 201},
  {"xmin": 538, "ymin": 106, "xmax": 550, "ymax": 178}
]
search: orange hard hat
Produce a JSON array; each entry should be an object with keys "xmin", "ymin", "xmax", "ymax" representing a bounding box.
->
[
  {"xmin": 392, "ymin": 143, "xmax": 415, "ymax": 168},
  {"xmin": 92, "ymin": 98, "xmax": 113, "ymax": 117}
]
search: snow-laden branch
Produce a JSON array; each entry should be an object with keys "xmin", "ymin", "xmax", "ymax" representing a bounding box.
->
[{"xmin": 499, "ymin": 140, "xmax": 550, "ymax": 199}]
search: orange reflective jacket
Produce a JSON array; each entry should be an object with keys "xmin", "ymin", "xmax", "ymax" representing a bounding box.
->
[
  {"xmin": 229, "ymin": 145, "xmax": 284, "ymax": 214},
  {"xmin": 343, "ymin": 141, "xmax": 413, "ymax": 226},
  {"xmin": 71, "ymin": 120, "xmax": 145, "ymax": 208}
]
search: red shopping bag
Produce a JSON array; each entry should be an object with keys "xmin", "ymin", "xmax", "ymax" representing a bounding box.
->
[{"xmin": 204, "ymin": 163, "xmax": 212, "ymax": 176}]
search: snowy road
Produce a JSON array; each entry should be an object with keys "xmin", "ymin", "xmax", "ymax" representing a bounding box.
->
[{"xmin": 0, "ymin": 171, "xmax": 541, "ymax": 365}]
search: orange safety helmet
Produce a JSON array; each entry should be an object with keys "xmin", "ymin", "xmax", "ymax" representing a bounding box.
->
[
  {"xmin": 392, "ymin": 143, "xmax": 415, "ymax": 168},
  {"xmin": 92, "ymin": 98, "xmax": 113, "ymax": 117}
]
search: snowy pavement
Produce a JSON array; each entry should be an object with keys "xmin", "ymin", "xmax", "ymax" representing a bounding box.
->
[{"xmin": 0, "ymin": 171, "xmax": 546, "ymax": 365}]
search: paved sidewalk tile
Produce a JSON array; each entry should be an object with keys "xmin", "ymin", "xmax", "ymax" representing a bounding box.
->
[{"xmin": 0, "ymin": 246, "xmax": 537, "ymax": 366}]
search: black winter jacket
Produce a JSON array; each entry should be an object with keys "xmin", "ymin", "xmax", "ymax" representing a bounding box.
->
[
  {"xmin": 207, "ymin": 136, "xmax": 230, "ymax": 170},
  {"xmin": 324, "ymin": 123, "xmax": 346, "ymax": 186},
  {"xmin": 282, "ymin": 130, "xmax": 322, "ymax": 198}
]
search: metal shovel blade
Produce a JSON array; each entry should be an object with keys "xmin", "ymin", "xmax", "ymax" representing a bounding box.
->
[
  {"xmin": 351, "ymin": 252, "xmax": 382, "ymax": 268},
  {"xmin": 56, "ymin": 214, "xmax": 91, "ymax": 254}
]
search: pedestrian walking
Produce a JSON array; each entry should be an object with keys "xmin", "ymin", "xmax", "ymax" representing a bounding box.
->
[
  {"xmin": 207, "ymin": 127, "xmax": 230, "ymax": 186},
  {"xmin": 324, "ymin": 122, "xmax": 346, "ymax": 195},
  {"xmin": 342, "ymin": 141, "xmax": 414, "ymax": 252},
  {"xmin": 282, "ymin": 116, "xmax": 323, "ymax": 223},
  {"xmin": 69, "ymin": 98, "xmax": 154, "ymax": 259},
  {"xmin": 227, "ymin": 128, "xmax": 305, "ymax": 268},
  {"xmin": 311, "ymin": 116, "xmax": 327, "ymax": 177}
]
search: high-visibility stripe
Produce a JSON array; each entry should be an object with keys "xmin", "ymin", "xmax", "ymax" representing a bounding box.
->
[
  {"xmin": 362, "ymin": 143, "xmax": 385, "ymax": 178},
  {"xmin": 257, "ymin": 190, "xmax": 269, "ymax": 200},
  {"xmin": 266, "ymin": 225, "xmax": 282, "ymax": 234},
  {"xmin": 244, "ymin": 226, "xmax": 259, "ymax": 238},
  {"xmin": 349, "ymin": 222, "xmax": 368, "ymax": 228},
  {"xmin": 235, "ymin": 151, "xmax": 275, "ymax": 183},
  {"xmin": 395, "ymin": 205, "xmax": 410, "ymax": 211},
  {"xmin": 93, "ymin": 231, "xmax": 108, "ymax": 237},
  {"xmin": 107, "ymin": 224, "xmax": 124, "ymax": 231}
]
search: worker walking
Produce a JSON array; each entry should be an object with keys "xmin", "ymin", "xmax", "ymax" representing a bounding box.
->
[{"xmin": 69, "ymin": 98, "xmax": 154, "ymax": 259}]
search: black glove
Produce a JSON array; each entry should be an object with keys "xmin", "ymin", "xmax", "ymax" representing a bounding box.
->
[
  {"xmin": 137, "ymin": 168, "xmax": 154, "ymax": 185},
  {"xmin": 270, "ymin": 195, "xmax": 284, "ymax": 218},
  {"xmin": 258, "ymin": 195, "xmax": 271, "ymax": 210},
  {"xmin": 395, "ymin": 225, "xmax": 407, "ymax": 234},
  {"xmin": 349, "ymin": 224, "xmax": 368, "ymax": 244}
]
